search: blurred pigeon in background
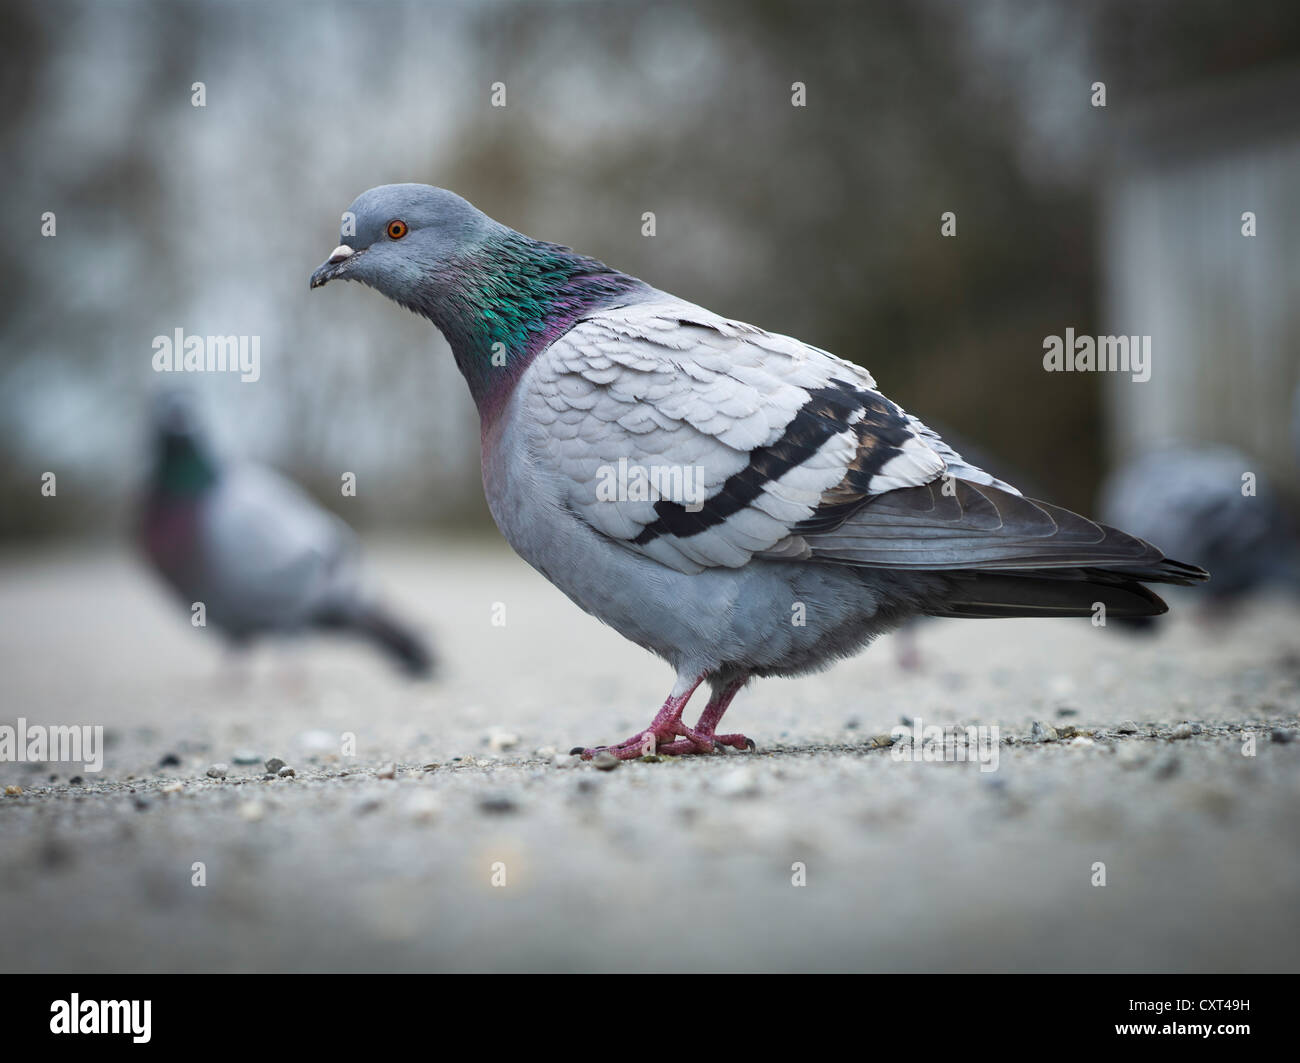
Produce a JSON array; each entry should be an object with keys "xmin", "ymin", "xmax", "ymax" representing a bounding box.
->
[
  {"xmin": 139, "ymin": 393, "xmax": 433, "ymax": 676},
  {"xmin": 1100, "ymin": 445, "xmax": 1299, "ymax": 625},
  {"xmin": 310, "ymin": 184, "xmax": 1205, "ymax": 758}
]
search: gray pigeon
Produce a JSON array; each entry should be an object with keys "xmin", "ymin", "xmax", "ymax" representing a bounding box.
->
[
  {"xmin": 140, "ymin": 393, "xmax": 433, "ymax": 676},
  {"xmin": 310, "ymin": 184, "xmax": 1205, "ymax": 757},
  {"xmin": 1099, "ymin": 444, "xmax": 1298, "ymax": 621}
]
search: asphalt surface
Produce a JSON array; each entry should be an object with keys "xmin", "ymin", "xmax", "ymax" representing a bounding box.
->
[{"xmin": 1, "ymin": 541, "xmax": 1298, "ymax": 972}]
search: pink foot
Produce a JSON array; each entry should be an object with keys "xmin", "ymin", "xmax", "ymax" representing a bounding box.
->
[
  {"xmin": 654, "ymin": 731, "xmax": 756, "ymax": 756},
  {"xmin": 575, "ymin": 727, "xmax": 755, "ymax": 760},
  {"xmin": 573, "ymin": 675, "xmax": 755, "ymax": 760},
  {"xmin": 576, "ymin": 725, "xmax": 691, "ymax": 760}
]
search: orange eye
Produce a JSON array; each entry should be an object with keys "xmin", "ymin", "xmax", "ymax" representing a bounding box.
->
[{"xmin": 387, "ymin": 220, "xmax": 408, "ymax": 240}]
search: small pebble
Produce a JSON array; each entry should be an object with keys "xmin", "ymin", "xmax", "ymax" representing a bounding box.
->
[
  {"xmin": 377, "ymin": 763, "xmax": 396, "ymax": 780},
  {"xmin": 1069, "ymin": 737, "xmax": 1095, "ymax": 748},
  {"xmin": 161, "ymin": 781, "xmax": 184, "ymax": 795},
  {"xmin": 133, "ymin": 797, "xmax": 150, "ymax": 811},
  {"xmin": 485, "ymin": 728, "xmax": 519, "ymax": 752},
  {"xmin": 1192, "ymin": 785, "xmax": 1234, "ymax": 821},
  {"xmin": 591, "ymin": 752, "xmax": 620, "ymax": 771},
  {"xmin": 1170, "ymin": 723, "xmax": 1195, "ymax": 740},
  {"xmin": 206, "ymin": 763, "xmax": 229, "ymax": 779},
  {"xmin": 552, "ymin": 754, "xmax": 580, "ymax": 769},
  {"xmin": 1115, "ymin": 721, "xmax": 1139, "ymax": 735},
  {"xmin": 277, "ymin": 766, "xmax": 296, "ymax": 778},
  {"xmin": 158, "ymin": 753, "xmax": 181, "ymax": 768},
  {"xmin": 421, "ymin": 763, "xmax": 440, "ymax": 773},
  {"xmin": 232, "ymin": 750, "xmax": 262, "ymax": 765},
  {"xmin": 69, "ymin": 776, "xmax": 83, "ymax": 786},
  {"xmin": 264, "ymin": 757, "xmax": 286, "ymax": 774},
  {"xmin": 869, "ymin": 734, "xmax": 894, "ymax": 749},
  {"xmin": 478, "ymin": 794, "xmax": 519, "ymax": 815},
  {"xmin": 39, "ymin": 838, "xmax": 73, "ymax": 870},
  {"xmin": 405, "ymin": 792, "xmax": 441, "ymax": 823},
  {"xmin": 715, "ymin": 767, "xmax": 760, "ymax": 798},
  {"xmin": 1029, "ymin": 721, "xmax": 1058, "ymax": 743},
  {"xmin": 1272, "ymin": 729, "xmax": 1294, "ymax": 745},
  {"xmin": 5, "ymin": 785, "xmax": 22, "ymax": 796},
  {"xmin": 1055, "ymin": 707, "xmax": 1079, "ymax": 718},
  {"xmin": 238, "ymin": 801, "xmax": 266, "ymax": 822}
]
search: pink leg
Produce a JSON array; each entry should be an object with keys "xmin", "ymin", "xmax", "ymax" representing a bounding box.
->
[
  {"xmin": 575, "ymin": 674, "xmax": 758, "ymax": 760},
  {"xmin": 574, "ymin": 674, "xmax": 706, "ymax": 760},
  {"xmin": 587, "ymin": 670, "xmax": 759, "ymax": 753},
  {"xmin": 670, "ymin": 675, "xmax": 754, "ymax": 748}
]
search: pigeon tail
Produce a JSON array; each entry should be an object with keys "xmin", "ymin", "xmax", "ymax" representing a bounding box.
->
[
  {"xmin": 326, "ymin": 605, "xmax": 435, "ymax": 678},
  {"xmin": 925, "ymin": 558, "xmax": 1207, "ymax": 620}
]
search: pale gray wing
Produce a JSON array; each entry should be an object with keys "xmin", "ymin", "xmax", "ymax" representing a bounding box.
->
[
  {"xmin": 523, "ymin": 299, "xmax": 948, "ymax": 575},
  {"xmin": 524, "ymin": 298, "xmax": 1207, "ymax": 581}
]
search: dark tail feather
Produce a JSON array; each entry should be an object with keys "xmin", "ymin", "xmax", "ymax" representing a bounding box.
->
[
  {"xmin": 927, "ymin": 558, "xmax": 1208, "ymax": 620},
  {"xmin": 1096, "ymin": 557, "xmax": 1210, "ymax": 587},
  {"xmin": 348, "ymin": 606, "xmax": 436, "ymax": 677},
  {"xmin": 1112, "ymin": 615, "xmax": 1161, "ymax": 634}
]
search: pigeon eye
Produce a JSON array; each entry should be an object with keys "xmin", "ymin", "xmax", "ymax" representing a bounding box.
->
[{"xmin": 387, "ymin": 220, "xmax": 408, "ymax": 240}]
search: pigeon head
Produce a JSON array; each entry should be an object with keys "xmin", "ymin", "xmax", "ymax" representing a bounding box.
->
[
  {"xmin": 311, "ymin": 183, "xmax": 647, "ymax": 414},
  {"xmin": 150, "ymin": 391, "xmax": 218, "ymax": 495},
  {"xmin": 309, "ymin": 184, "xmax": 498, "ymax": 299}
]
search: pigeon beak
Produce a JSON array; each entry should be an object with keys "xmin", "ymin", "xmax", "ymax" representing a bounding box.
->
[{"xmin": 310, "ymin": 244, "xmax": 357, "ymax": 289}]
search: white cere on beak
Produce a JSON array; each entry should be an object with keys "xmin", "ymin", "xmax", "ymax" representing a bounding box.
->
[{"xmin": 327, "ymin": 244, "xmax": 355, "ymax": 264}]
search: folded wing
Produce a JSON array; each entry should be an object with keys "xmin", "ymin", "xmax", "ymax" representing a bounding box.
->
[{"xmin": 526, "ymin": 297, "xmax": 1207, "ymax": 616}]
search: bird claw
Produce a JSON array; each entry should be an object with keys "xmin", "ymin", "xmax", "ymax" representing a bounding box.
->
[
  {"xmin": 574, "ymin": 728, "xmax": 755, "ymax": 760},
  {"xmin": 710, "ymin": 733, "xmax": 756, "ymax": 753},
  {"xmin": 574, "ymin": 730, "xmax": 664, "ymax": 760}
]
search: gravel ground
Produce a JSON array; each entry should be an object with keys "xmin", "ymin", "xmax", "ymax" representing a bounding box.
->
[{"xmin": 1, "ymin": 540, "xmax": 1298, "ymax": 972}]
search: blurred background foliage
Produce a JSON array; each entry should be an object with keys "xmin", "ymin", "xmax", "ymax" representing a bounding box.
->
[{"xmin": 2, "ymin": 0, "xmax": 1298, "ymax": 539}]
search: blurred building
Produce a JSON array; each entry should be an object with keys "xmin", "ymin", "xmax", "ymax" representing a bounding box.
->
[
  {"xmin": 1102, "ymin": 65, "xmax": 1300, "ymax": 502},
  {"xmin": 3, "ymin": 1, "xmax": 1299, "ymax": 539}
]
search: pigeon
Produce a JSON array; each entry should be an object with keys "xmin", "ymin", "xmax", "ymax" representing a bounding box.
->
[
  {"xmin": 1099, "ymin": 444, "xmax": 1298, "ymax": 624},
  {"xmin": 139, "ymin": 393, "xmax": 434, "ymax": 676},
  {"xmin": 310, "ymin": 184, "xmax": 1206, "ymax": 757}
]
